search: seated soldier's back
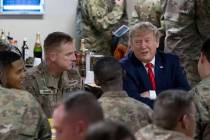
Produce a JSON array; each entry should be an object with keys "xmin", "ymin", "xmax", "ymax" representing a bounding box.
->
[
  {"xmin": 98, "ymin": 90, "xmax": 152, "ymax": 132},
  {"xmin": 0, "ymin": 85, "xmax": 51, "ymax": 140},
  {"xmin": 135, "ymin": 125, "xmax": 194, "ymax": 140}
]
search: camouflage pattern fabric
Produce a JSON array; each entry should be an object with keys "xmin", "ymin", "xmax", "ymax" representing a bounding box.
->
[
  {"xmin": 24, "ymin": 62, "xmax": 82, "ymax": 117},
  {"xmin": 189, "ymin": 75, "xmax": 210, "ymax": 140},
  {"xmin": 98, "ymin": 90, "xmax": 152, "ymax": 133},
  {"xmin": 77, "ymin": 0, "xmax": 128, "ymax": 56},
  {"xmin": 0, "ymin": 85, "xmax": 51, "ymax": 140},
  {"xmin": 130, "ymin": 0, "xmax": 162, "ymax": 28},
  {"xmin": 162, "ymin": 0, "xmax": 210, "ymax": 86},
  {"xmin": 135, "ymin": 124, "xmax": 193, "ymax": 140}
]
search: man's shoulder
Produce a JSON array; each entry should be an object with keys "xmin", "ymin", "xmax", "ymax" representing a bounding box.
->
[
  {"xmin": 135, "ymin": 125, "xmax": 193, "ymax": 140},
  {"xmin": 191, "ymin": 77, "xmax": 210, "ymax": 106},
  {"xmin": 99, "ymin": 93, "xmax": 152, "ymax": 115},
  {"xmin": 157, "ymin": 51, "xmax": 179, "ymax": 61},
  {"xmin": 0, "ymin": 87, "xmax": 49, "ymax": 139},
  {"xmin": 157, "ymin": 52, "xmax": 180, "ymax": 68},
  {"xmin": 25, "ymin": 65, "xmax": 42, "ymax": 79},
  {"xmin": 0, "ymin": 87, "xmax": 38, "ymax": 106},
  {"xmin": 120, "ymin": 52, "xmax": 132, "ymax": 63},
  {"xmin": 0, "ymin": 87, "xmax": 42, "ymax": 121},
  {"xmin": 119, "ymin": 52, "xmax": 137, "ymax": 70},
  {"xmin": 127, "ymin": 97, "xmax": 152, "ymax": 111},
  {"xmin": 191, "ymin": 77, "xmax": 210, "ymax": 95},
  {"xmin": 66, "ymin": 68, "xmax": 81, "ymax": 80}
]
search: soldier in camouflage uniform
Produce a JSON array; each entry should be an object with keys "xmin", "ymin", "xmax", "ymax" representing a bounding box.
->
[
  {"xmin": 130, "ymin": 0, "xmax": 162, "ymax": 27},
  {"xmin": 77, "ymin": 0, "xmax": 128, "ymax": 56},
  {"xmin": 94, "ymin": 57, "xmax": 152, "ymax": 133},
  {"xmin": 189, "ymin": 39, "xmax": 210, "ymax": 140},
  {"xmin": 0, "ymin": 85, "xmax": 52, "ymax": 140},
  {"xmin": 162, "ymin": 0, "xmax": 210, "ymax": 86},
  {"xmin": 0, "ymin": 52, "xmax": 51, "ymax": 140},
  {"xmin": 135, "ymin": 90, "xmax": 196, "ymax": 140},
  {"xmin": 24, "ymin": 32, "xmax": 82, "ymax": 117},
  {"xmin": 135, "ymin": 125, "xmax": 193, "ymax": 140}
]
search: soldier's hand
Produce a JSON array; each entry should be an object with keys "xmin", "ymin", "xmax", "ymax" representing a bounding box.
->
[{"xmin": 115, "ymin": 0, "xmax": 124, "ymax": 7}]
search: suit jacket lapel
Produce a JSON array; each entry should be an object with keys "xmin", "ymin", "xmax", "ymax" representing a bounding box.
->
[
  {"xmin": 131, "ymin": 53, "xmax": 152, "ymax": 90},
  {"xmin": 154, "ymin": 52, "xmax": 164, "ymax": 90}
]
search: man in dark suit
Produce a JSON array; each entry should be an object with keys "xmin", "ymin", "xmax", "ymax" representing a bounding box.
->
[{"xmin": 120, "ymin": 22, "xmax": 190, "ymax": 108}]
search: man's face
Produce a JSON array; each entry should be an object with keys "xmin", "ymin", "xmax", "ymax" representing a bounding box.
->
[
  {"xmin": 55, "ymin": 42, "xmax": 76, "ymax": 71},
  {"xmin": 3, "ymin": 59, "xmax": 25, "ymax": 89},
  {"xmin": 57, "ymin": 113, "xmax": 81, "ymax": 140},
  {"xmin": 131, "ymin": 31, "xmax": 159, "ymax": 63},
  {"xmin": 53, "ymin": 105, "xmax": 66, "ymax": 140}
]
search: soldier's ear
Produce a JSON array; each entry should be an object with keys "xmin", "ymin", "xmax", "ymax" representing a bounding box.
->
[
  {"xmin": 47, "ymin": 52, "xmax": 57, "ymax": 62},
  {"xmin": 200, "ymin": 52, "xmax": 206, "ymax": 64},
  {"xmin": 0, "ymin": 70, "xmax": 7, "ymax": 86}
]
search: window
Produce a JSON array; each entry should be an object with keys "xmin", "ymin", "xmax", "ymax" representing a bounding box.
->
[{"xmin": 0, "ymin": 0, "xmax": 45, "ymax": 15}]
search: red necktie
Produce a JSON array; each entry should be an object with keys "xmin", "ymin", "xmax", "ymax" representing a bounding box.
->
[{"xmin": 146, "ymin": 63, "xmax": 156, "ymax": 90}]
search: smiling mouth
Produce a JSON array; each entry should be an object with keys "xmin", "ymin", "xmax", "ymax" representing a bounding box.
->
[{"xmin": 140, "ymin": 51, "xmax": 148, "ymax": 55}]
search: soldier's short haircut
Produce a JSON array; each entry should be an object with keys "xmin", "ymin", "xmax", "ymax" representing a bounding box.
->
[
  {"xmin": 0, "ymin": 51, "xmax": 21, "ymax": 70},
  {"xmin": 44, "ymin": 32, "xmax": 73, "ymax": 52},
  {"xmin": 64, "ymin": 90, "xmax": 104, "ymax": 124},
  {"xmin": 129, "ymin": 22, "xmax": 160, "ymax": 42},
  {"xmin": 94, "ymin": 57, "xmax": 123, "ymax": 86},
  {"xmin": 85, "ymin": 121, "xmax": 136, "ymax": 140},
  {"xmin": 201, "ymin": 38, "xmax": 210, "ymax": 63},
  {"xmin": 153, "ymin": 90, "xmax": 194, "ymax": 130}
]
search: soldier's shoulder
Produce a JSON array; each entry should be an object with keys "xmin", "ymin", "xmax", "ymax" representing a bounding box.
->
[
  {"xmin": 191, "ymin": 77, "xmax": 210, "ymax": 96},
  {"xmin": 25, "ymin": 65, "xmax": 42, "ymax": 78},
  {"xmin": 2, "ymin": 88, "xmax": 37, "ymax": 103},
  {"xmin": 169, "ymin": 132, "xmax": 193, "ymax": 140},
  {"xmin": 126, "ymin": 96, "xmax": 153, "ymax": 112},
  {"xmin": 135, "ymin": 125, "xmax": 155, "ymax": 140},
  {"xmin": 66, "ymin": 68, "xmax": 81, "ymax": 80},
  {"xmin": 135, "ymin": 125, "xmax": 193, "ymax": 140},
  {"xmin": 0, "ymin": 88, "xmax": 40, "ymax": 117}
]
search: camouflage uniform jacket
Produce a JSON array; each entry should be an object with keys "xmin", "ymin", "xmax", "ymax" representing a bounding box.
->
[
  {"xmin": 130, "ymin": 0, "xmax": 162, "ymax": 28},
  {"xmin": 0, "ymin": 85, "xmax": 51, "ymax": 140},
  {"xmin": 24, "ymin": 62, "xmax": 82, "ymax": 117},
  {"xmin": 135, "ymin": 124, "xmax": 193, "ymax": 140},
  {"xmin": 98, "ymin": 90, "xmax": 152, "ymax": 132},
  {"xmin": 163, "ymin": 0, "xmax": 210, "ymax": 53},
  {"xmin": 162, "ymin": 0, "xmax": 210, "ymax": 86},
  {"xmin": 190, "ymin": 75, "xmax": 210, "ymax": 140},
  {"xmin": 78, "ymin": 0, "xmax": 128, "ymax": 55}
]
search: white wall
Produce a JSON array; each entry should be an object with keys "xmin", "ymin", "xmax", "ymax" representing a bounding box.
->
[
  {"xmin": 0, "ymin": 0, "xmax": 134, "ymax": 56},
  {"xmin": 0, "ymin": 0, "xmax": 78, "ymax": 56}
]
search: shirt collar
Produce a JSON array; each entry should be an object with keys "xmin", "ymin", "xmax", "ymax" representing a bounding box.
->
[{"xmin": 142, "ymin": 57, "xmax": 155, "ymax": 67}]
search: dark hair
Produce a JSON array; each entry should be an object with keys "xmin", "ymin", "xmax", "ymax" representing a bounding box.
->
[
  {"xmin": 64, "ymin": 90, "xmax": 104, "ymax": 123},
  {"xmin": 44, "ymin": 32, "xmax": 73, "ymax": 52},
  {"xmin": 153, "ymin": 90, "xmax": 194, "ymax": 130},
  {"xmin": 201, "ymin": 38, "xmax": 210, "ymax": 62},
  {"xmin": 93, "ymin": 57, "xmax": 122, "ymax": 86},
  {"xmin": 0, "ymin": 51, "xmax": 22, "ymax": 69},
  {"xmin": 0, "ymin": 41, "xmax": 9, "ymax": 52},
  {"xmin": 85, "ymin": 121, "xmax": 136, "ymax": 140}
]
